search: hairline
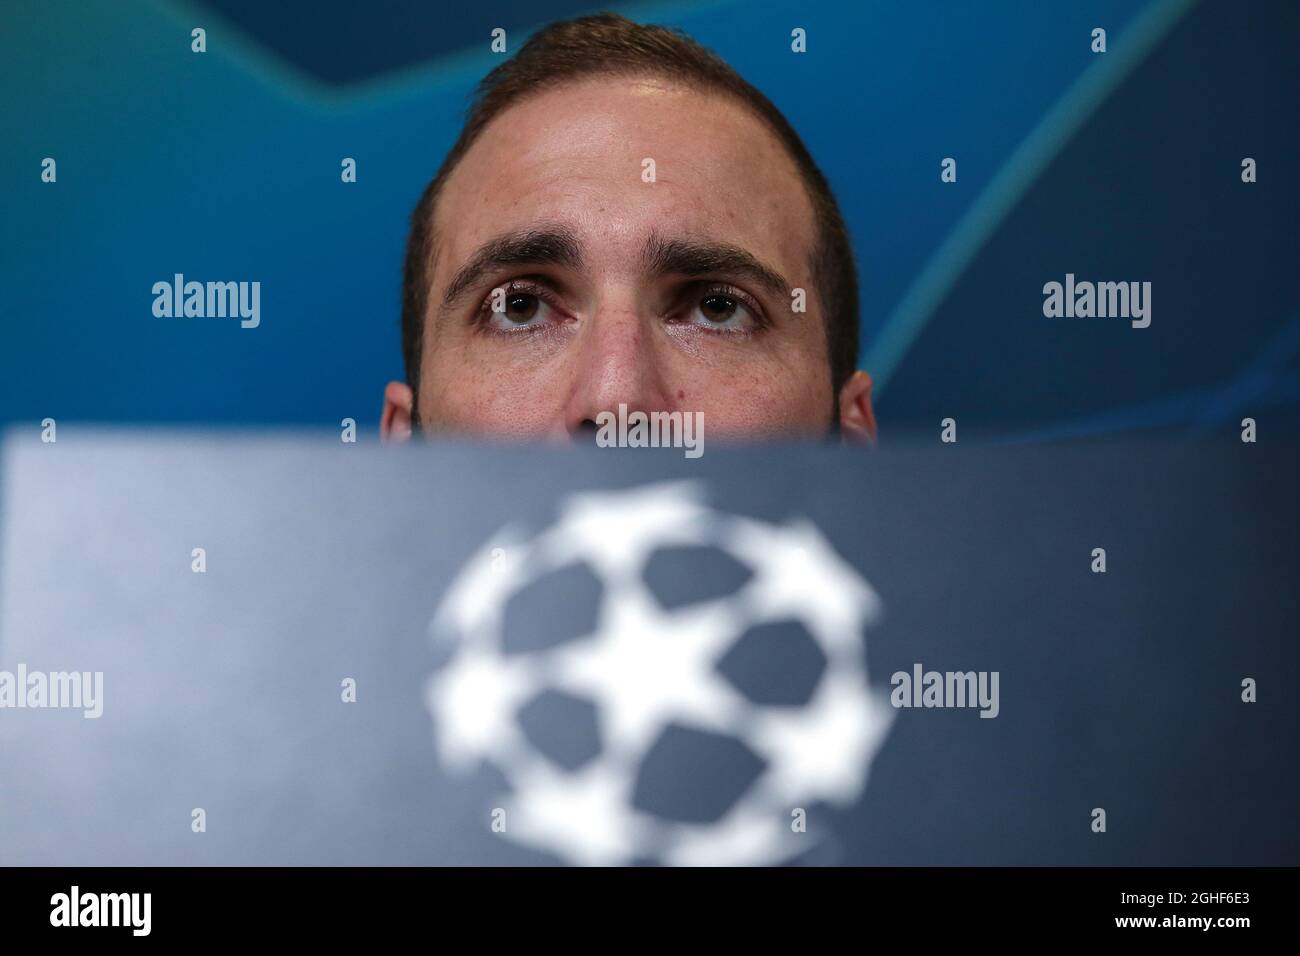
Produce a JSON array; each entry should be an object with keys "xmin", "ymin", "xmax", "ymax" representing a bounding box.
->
[{"xmin": 422, "ymin": 70, "xmax": 830, "ymax": 307}]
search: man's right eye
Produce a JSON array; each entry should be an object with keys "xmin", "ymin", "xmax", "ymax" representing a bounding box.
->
[
  {"xmin": 501, "ymin": 293, "xmax": 540, "ymax": 322},
  {"xmin": 481, "ymin": 285, "xmax": 557, "ymax": 332}
]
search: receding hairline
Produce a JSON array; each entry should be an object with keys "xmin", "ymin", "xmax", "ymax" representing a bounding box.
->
[{"xmin": 420, "ymin": 68, "xmax": 822, "ymax": 281}]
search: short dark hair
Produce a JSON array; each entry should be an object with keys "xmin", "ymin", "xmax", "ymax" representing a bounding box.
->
[{"xmin": 401, "ymin": 12, "xmax": 859, "ymax": 412}]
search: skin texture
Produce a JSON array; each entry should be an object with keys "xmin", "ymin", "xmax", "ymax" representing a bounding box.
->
[{"xmin": 382, "ymin": 76, "xmax": 876, "ymax": 444}]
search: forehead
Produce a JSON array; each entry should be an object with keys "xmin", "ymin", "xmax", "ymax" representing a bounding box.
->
[{"xmin": 430, "ymin": 76, "xmax": 818, "ymax": 284}]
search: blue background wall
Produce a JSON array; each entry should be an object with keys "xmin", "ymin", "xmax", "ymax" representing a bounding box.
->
[{"xmin": 2, "ymin": 0, "xmax": 1296, "ymax": 441}]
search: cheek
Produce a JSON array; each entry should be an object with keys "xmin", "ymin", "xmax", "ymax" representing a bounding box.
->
[
  {"xmin": 668, "ymin": 351, "xmax": 834, "ymax": 437},
  {"xmin": 420, "ymin": 347, "xmax": 568, "ymax": 437}
]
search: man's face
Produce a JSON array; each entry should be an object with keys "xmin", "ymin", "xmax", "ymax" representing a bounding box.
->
[{"xmin": 383, "ymin": 76, "xmax": 875, "ymax": 442}]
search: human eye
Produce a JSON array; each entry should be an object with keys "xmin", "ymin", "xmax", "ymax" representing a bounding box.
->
[
  {"xmin": 674, "ymin": 283, "xmax": 767, "ymax": 334},
  {"xmin": 476, "ymin": 280, "xmax": 563, "ymax": 334}
]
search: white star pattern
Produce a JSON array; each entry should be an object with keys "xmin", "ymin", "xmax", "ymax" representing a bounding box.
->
[
  {"xmin": 424, "ymin": 481, "xmax": 894, "ymax": 865},
  {"xmin": 550, "ymin": 588, "xmax": 748, "ymax": 756}
]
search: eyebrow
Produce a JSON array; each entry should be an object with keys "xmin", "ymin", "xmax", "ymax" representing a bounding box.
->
[
  {"xmin": 438, "ymin": 223, "xmax": 791, "ymax": 311},
  {"xmin": 642, "ymin": 233, "xmax": 791, "ymax": 301},
  {"xmin": 441, "ymin": 224, "xmax": 584, "ymax": 307}
]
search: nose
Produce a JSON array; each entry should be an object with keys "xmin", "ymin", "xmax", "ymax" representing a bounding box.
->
[{"xmin": 563, "ymin": 306, "xmax": 673, "ymax": 439}]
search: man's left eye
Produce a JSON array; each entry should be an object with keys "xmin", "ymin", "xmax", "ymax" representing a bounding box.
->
[{"xmin": 688, "ymin": 293, "xmax": 758, "ymax": 332}]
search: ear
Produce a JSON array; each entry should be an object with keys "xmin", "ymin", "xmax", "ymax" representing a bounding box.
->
[
  {"xmin": 381, "ymin": 381, "xmax": 415, "ymax": 442},
  {"xmin": 837, "ymin": 370, "xmax": 877, "ymax": 445}
]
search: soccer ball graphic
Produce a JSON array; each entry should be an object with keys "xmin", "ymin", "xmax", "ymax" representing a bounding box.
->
[{"xmin": 424, "ymin": 481, "xmax": 894, "ymax": 866}]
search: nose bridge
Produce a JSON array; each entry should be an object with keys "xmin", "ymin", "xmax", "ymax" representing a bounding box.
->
[
  {"xmin": 564, "ymin": 292, "xmax": 670, "ymax": 432},
  {"xmin": 585, "ymin": 299, "xmax": 647, "ymax": 388}
]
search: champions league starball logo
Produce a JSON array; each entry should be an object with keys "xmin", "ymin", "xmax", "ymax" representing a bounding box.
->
[{"xmin": 424, "ymin": 482, "xmax": 894, "ymax": 866}]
